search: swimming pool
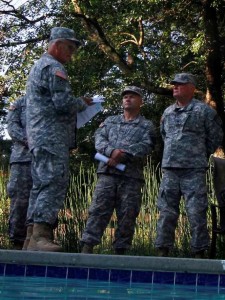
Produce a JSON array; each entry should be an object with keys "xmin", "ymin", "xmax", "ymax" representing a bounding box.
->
[
  {"xmin": 1, "ymin": 276, "xmax": 225, "ymax": 299},
  {"xmin": 0, "ymin": 250, "xmax": 225, "ymax": 299}
]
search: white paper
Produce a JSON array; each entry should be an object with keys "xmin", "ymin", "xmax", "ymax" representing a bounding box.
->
[
  {"xmin": 77, "ymin": 102, "xmax": 103, "ymax": 128},
  {"xmin": 94, "ymin": 153, "xmax": 126, "ymax": 171},
  {"xmin": 92, "ymin": 95, "xmax": 105, "ymax": 103}
]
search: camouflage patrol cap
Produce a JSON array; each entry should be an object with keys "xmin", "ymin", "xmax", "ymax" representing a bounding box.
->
[
  {"xmin": 49, "ymin": 27, "xmax": 81, "ymax": 46},
  {"xmin": 121, "ymin": 86, "xmax": 143, "ymax": 97},
  {"xmin": 170, "ymin": 73, "xmax": 196, "ymax": 86}
]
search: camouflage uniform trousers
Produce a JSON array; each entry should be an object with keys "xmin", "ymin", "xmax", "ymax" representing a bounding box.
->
[
  {"xmin": 7, "ymin": 162, "xmax": 32, "ymax": 242},
  {"xmin": 155, "ymin": 168, "xmax": 210, "ymax": 253},
  {"xmin": 26, "ymin": 147, "xmax": 69, "ymax": 226},
  {"xmin": 81, "ymin": 174, "xmax": 143, "ymax": 249}
]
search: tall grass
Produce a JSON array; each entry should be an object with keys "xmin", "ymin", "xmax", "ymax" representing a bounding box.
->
[
  {"xmin": 57, "ymin": 162, "xmax": 97, "ymax": 252},
  {"xmin": 0, "ymin": 167, "xmax": 11, "ymax": 249},
  {"xmin": 0, "ymin": 158, "xmax": 222, "ymax": 257},
  {"xmin": 56, "ymin": 158, "xmax": 217, "ymax": 258}
]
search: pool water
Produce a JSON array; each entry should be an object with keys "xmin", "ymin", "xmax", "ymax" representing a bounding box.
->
[{"xmin": 0, "ymin": 276, "xmax": 225, "ymax": 300}]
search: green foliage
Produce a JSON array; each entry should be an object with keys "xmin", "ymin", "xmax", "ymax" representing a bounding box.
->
[
  {"xmin": 1, "ymin": 0, "xmax": 224, "ymax": 96},
  {"xmin": 1, "ymin": 0, "xmax": 225, "ymax": 144}
]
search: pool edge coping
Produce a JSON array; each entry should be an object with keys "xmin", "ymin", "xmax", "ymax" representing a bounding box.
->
[{"xmin": 1, "ymin": 250, "xmax": 225, "ymax": 274}]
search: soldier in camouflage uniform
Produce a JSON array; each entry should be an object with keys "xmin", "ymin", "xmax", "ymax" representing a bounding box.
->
[
  {"xmin": 6, "ymin": 96, "xmax": 32, "ymax": 250},
  {"xmin": 24, "ymin": 27, "xmax": 92, "ymax": 252},
  {"xmin": 81, "ymin": 86, "xmax": 156, "ymax": 255},
  {"xmin": 155, "ymin": 73, "xmax": 223, "ymax": 258}
]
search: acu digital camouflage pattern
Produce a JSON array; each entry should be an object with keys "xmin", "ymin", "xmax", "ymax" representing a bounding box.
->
[
  {"xmin": 156, "ymin": 98, "xmax": 223, "ymax": 253},
  {"xmin": 26, "ymin": 53, "xmax": 87, "ymax": 153},
  {"xmin": 7, "ymin": 163, "xmax": 32, "ymax": 242},
  {"xmin": 121, "ymin": 86, "xmax": 143, "ymax": 97},
  {"xmin": 155, "ymin": 168, "xmax": 210, "ymax": 252},
  {"xmin": 170, "ymin": 73, "xmax": 197, "ymax": 86},
  {"xmin": 49, "ymin": 27, "xmax": 81, "ymax": 46},
  {"xmin": 81, "ymin": 175, "xmax": 143, "ymax": 248},
  {"xmin": 81, "ymin": 114, "xmax": 156, "ymax": 249},
  {"xmin": 161, "ymin": 99, "xmax": 223, "ymax": 168},
  {"xmin": 26, "ymin": 52, "xmax": 86, "ymax": 226},
  {"xmin": 26, "ymin": 147, "xmax": 69, "ymax": 226},
  {"xmin": 95, "ymin": 115, "xmax": 156, "ymax": 180},
  {"xmin": 6, "ymin": 96, "xmax": 32, "ymax": 242},
  {"xmin": 7, "ymin": 96, "xmax": 31, "ymax": 163}
]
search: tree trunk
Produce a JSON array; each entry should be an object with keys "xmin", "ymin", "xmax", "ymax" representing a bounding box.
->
[{"xmin": 202, "ymin": 0, "xmax": 225, "ymax": 149}]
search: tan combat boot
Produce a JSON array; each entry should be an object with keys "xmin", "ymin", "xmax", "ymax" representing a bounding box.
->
[
  {"xmin": 27, "ymin": 223, "xmax": 62, "ymax": 252},
  {"xmin": 22, "ymin": 225, "xmax": 33, "ymax": 250}
]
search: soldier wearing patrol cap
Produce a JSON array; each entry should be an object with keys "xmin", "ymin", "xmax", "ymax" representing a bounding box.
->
[
  {"xmin": 155, "ymin": 72, "xmax": 223, "ymax": 258},
  {"xmin": 80, "ymin": 85, "xmax": 156, "ymax": 255},
  {"xmin": 170, "ymin": 73, "xmax": 197, "ymax": 86},
  {"xmin": 48, "ymin": 27, "xmax": 82, "ymax": 45},
  {"xmin": 121, "ymin": 86, "xmax": 143, "ymax": 97},
  {"xmin": 24, "ymin": 27, "xmax": 92, "ymax": 252}
]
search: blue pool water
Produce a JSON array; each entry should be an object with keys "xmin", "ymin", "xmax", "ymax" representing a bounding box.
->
[{"xmin": 0, "ymin": 276, "xmax": 225, "ymax": 299}]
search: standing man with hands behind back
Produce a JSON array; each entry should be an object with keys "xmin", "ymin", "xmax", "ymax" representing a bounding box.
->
[
  {"xmin": 155, "ymin": 73, "xmax": 223, "ymax": 258},
  {"xmin": 81, "ymin": 86, "xmax": 156, "ymax": 255},
  {"xmin": 6, "ymin": 95, "xmax": 32, "ymax": 250},
  {"xmin": 24, "ymin": 27, "xmax": 92, "ymax": 252}
]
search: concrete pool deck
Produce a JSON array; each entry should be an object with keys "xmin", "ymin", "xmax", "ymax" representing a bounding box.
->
[{"xmin": 0, "ymin": 250, "xmax": 225, "ymax": 275}]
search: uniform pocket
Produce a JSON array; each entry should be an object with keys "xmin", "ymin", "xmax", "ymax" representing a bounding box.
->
[{"xmin": 183, "ymin": 112, "xmax": 203, "ymax": 133}]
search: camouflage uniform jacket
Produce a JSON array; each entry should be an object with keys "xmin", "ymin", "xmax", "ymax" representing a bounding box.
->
[
  {"xmin": 161, "ymin": 98, "xmax": 223, "ymax": 168},
  {"xmin": 26, "ymin": 53, "xmax": 87, "ymax": 154},
  {"xmin": 7, "ymin": 96, "xmax": 31, "ymax": 163},
  {"xmin": 95, "ymin": 114, "xmax": 156, "ymax": 180}
]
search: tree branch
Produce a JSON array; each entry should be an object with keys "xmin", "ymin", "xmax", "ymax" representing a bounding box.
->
[{"xmin": 71, "ymin": 0, "xmax": 133, "ymax": 75}]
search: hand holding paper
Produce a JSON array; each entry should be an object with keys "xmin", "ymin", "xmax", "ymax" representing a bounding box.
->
[
  {"xmin": 77, "ymin": 95, "xmax": 105, "ymax": 128},
  {"xmin": 94, "ymin": 153, "xmax": 126, "ymax": 171}
]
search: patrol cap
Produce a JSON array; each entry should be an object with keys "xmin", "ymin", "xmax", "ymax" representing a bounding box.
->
[
  {"xmin": 170, "ymin": 73, "xmax": 196, "ymax": 86},
  {"xmin": 121, "ymin": 86, "xmax": 143, "ymax": 97},
  {"xmin": 49, "ymin": 27, "xmax": 81, "ymax": 46}
]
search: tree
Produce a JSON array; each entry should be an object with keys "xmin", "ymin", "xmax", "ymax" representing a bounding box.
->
[{"xmin": 0, "ymin": 0, "xmax": 224, "ymax": 151}]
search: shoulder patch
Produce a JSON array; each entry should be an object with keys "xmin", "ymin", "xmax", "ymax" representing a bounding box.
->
[{"xmin": 55, "ymin": 70, "xmax": 68, "ymax": 80}]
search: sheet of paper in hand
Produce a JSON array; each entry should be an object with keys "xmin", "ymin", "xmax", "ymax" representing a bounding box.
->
[
  {"xmin": 92, "ymin": 95, "xmax": 105, "ymax": 103},
  {"xmin": 77, "ymin": 97, "xmax": 104, "ymax": 128}
]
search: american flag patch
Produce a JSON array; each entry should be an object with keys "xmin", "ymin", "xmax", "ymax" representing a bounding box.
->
[{"xmin": 55, "ymin": 70, "xmax": 68, "ymax": 80}]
